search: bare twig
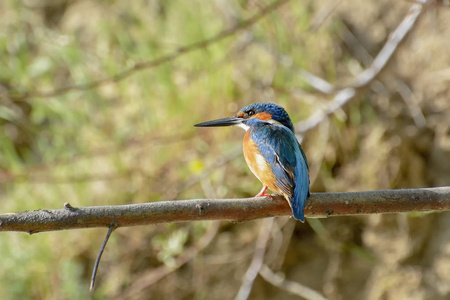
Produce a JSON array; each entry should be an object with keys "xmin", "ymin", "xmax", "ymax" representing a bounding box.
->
[
  {"xmin": 309, "ymin": 0, "xmax": 343, "ymax": 32},
  {"xmin": 352, "ymin": 4, "xmax": 424, "ymax": 89},
  {"xmin": 235, "ymin": 218, "xmax": 274, "ymax": 300},
  {"xmin": 114, "ymin": 221, "xmax": 220, "ymax": 299},
  {"xmin": 15, "ymin": 0, "xmax": 289, "ymax": 100},
  {"xmin": 340, "ymin": 19, "xmax": 426, "ymax": 128},
  {"xmin": 396, "ymin": 80, "xmax": 426, "ymax": 128},
  {"xmin": 267, "ymin": 218, "xmax": 296, "ymax": 270},
  {"xmin": 90, "ymin": 222, "xmax": 118, "ymax": 291},
  {"xmin": 112, "ymin": 168, "xmax": 223, "ymax": 298},
  {"xmin": 296, "ymin": 2, "xmax": 426, "ymax": 134},
  {"xmin": 259, "ymin": 264, "xmax": 329, "ymax": 300},
  {"xmin": 0, "ymin": 187, "xmax": 449, "ymax": 234},
  {"xmin": 298, "ymin": 70, "xmax": 335, "ymax": 94}
]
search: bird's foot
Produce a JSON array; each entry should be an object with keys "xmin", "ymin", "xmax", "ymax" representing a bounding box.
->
[
  {"xmin": 255, "ymin": 186, "xmax": 271, "ymax": 198},
  {"xmin": 257, "ymin": 193, "xmax": 272, "ymax": 198}
]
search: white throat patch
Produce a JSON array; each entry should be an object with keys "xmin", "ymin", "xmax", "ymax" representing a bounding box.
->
[
  {"xmin": 266, "ymin": 119, "xmax": 283, "ymax": 126},
  {"xmin": 237, "ymin": 123, "xmax": 250, "ymax": 131}
]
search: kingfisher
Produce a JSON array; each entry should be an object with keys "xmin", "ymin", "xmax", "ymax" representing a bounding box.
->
[{"xmin": 194, "ymin": 103, "xmax": 310, "ymax": 221}]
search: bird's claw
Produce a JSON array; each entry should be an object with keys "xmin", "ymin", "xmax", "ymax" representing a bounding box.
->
[
  {"xmin": 256, "ymin": 193, "xmax": 272, "ymax": 198},
  {"xmin": 255, "ymin": 186, "xmax": 271, "ymax": 198}
]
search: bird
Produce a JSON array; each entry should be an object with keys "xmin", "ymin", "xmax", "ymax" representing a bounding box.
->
[{"xmin": 194, "ymin": 103, "xmax": 310, "ymax": 221}]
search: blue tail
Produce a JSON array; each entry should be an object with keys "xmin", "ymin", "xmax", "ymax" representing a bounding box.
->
[{"xmin": 290, "ymin": 147, "xmax": 310, "ymax": 222}]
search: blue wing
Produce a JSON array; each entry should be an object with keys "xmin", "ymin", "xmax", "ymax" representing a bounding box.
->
[{"xmin": 250, "ymin": 123, "xmax": 310, "ymax": 221}]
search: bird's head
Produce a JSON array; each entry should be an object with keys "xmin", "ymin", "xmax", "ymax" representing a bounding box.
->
[{"xmin": 194, "ymin": 103, "xmax": 295, "ymax": 133}]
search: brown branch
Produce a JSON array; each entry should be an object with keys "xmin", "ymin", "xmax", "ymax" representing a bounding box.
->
[
  {"xmin": 0, "ymin": 187, "xmax": 449, "ymax": 234},
  {"xmin": 15, "ymin": 0, "xmax": 289, "ymax": 100}
]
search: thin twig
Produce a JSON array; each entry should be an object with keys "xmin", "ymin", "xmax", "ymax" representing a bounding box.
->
[
  {"xmin": 396, "ymin": 80, "xmax": 426, "ymax": 128},
  {"xmin": 0, "ymin": 187, "xmax": 449, "ymax": 233},
  {"xmin": 268, "ymin": 218, "xmax": 296, "ymax": 270},
  {"xmin": 352, "ymin": 4, "xmax": 424, "ymax": 89},
  {"xmin": 114, "ymin": 221, "xmax": 220, "ymax": 299},
  {"xmin": 90, "ymin": 222, "xmax": 118, "ymax": 291},
  {"xmin": 15, "ymin": 0, "xmax": 290, "ymax": 100},
  {"xmin": 110, "ymin": 167, "xmax": 222, "ymax": 298},
  {"xmin": 259, "ymin": 264, "xmax": 329, "ymax": 300},
  {"xmin": 235, "ymin": 218, "xmax": 274, "ymax": 300},
  {"xmin": 309, "ymin": 0, "xmax": 343, "ymax": 31},
  {"xmin": 295, "ymin": 2, "xmax": 426, "ymax": 134},
  {"xmin": 340, "ymin": 16, "xmax": 426, "ymax": 128}
]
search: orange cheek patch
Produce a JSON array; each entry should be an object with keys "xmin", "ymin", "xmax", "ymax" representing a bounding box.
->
[{"xmin": 255, "ymin": 112, "xmax": 271, "ymax": 121}]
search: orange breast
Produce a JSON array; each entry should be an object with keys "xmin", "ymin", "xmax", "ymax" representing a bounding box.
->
[{"xmin": 243, "ymin": 131, "xmax": 280, "ymax": 194}]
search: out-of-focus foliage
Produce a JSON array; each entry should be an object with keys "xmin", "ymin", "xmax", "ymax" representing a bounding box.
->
[{"xmin": 0, "ymin": 0, "xmax": 449, "ymax": 299}]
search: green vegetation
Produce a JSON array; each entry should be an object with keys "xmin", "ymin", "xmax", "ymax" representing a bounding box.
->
[{"xmin": 1, "ymin": 1, "xmax": 449, "ymax": 299}]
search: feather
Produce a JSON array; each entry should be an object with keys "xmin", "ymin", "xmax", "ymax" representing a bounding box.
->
[{"xmin": 244, "ymin": 122, "xmax": 310, "ymax": 221}]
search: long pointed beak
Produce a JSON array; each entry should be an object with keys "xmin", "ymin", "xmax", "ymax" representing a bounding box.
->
[{"xmin": 194, "ymin": 116, "xmax": 243, "ymax": 127}]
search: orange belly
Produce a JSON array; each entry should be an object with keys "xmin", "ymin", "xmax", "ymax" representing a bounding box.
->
[{"xmin": 243, "ymin": 131, "xmax": 281, "ymax": 195}]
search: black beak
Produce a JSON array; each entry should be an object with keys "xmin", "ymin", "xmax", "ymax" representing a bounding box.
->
[{"xmin": 194, "ymin": 116, "xmax": 243, "ymax": 127}]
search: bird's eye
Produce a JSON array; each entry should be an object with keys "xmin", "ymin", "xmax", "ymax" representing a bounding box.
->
[{"xmin": 247, "ymin": 110, "xmax": 255, "ymax": 117}]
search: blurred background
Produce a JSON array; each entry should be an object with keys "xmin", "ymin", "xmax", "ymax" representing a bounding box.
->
[{"xmin": 1, "ymin": 0, "xmax": 450, "ymax": 299}]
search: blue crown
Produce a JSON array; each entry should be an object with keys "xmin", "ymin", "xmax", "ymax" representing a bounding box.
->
[{"xmin": 240, "ymin": 103, "xmax": 295, "ymax": 132}]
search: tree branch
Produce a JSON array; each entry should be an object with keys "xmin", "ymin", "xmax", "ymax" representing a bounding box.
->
[
  {"xmin": 295, "ymin": 1, "xmax": 426, "ymax": 135},
  {"xmin": 1, "ymin": 187, "xmax": 449, "ymax": 234}
]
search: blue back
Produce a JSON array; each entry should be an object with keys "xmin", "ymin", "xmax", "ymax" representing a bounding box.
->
[{"xmin": 246, "ymin": 118, "xmax": 309, "ymax": 221}]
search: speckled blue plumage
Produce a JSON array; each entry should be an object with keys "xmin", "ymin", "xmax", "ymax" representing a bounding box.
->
[{"xmin": 245, "ymin": 116, "xmax": 309, "ymax": 221}]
